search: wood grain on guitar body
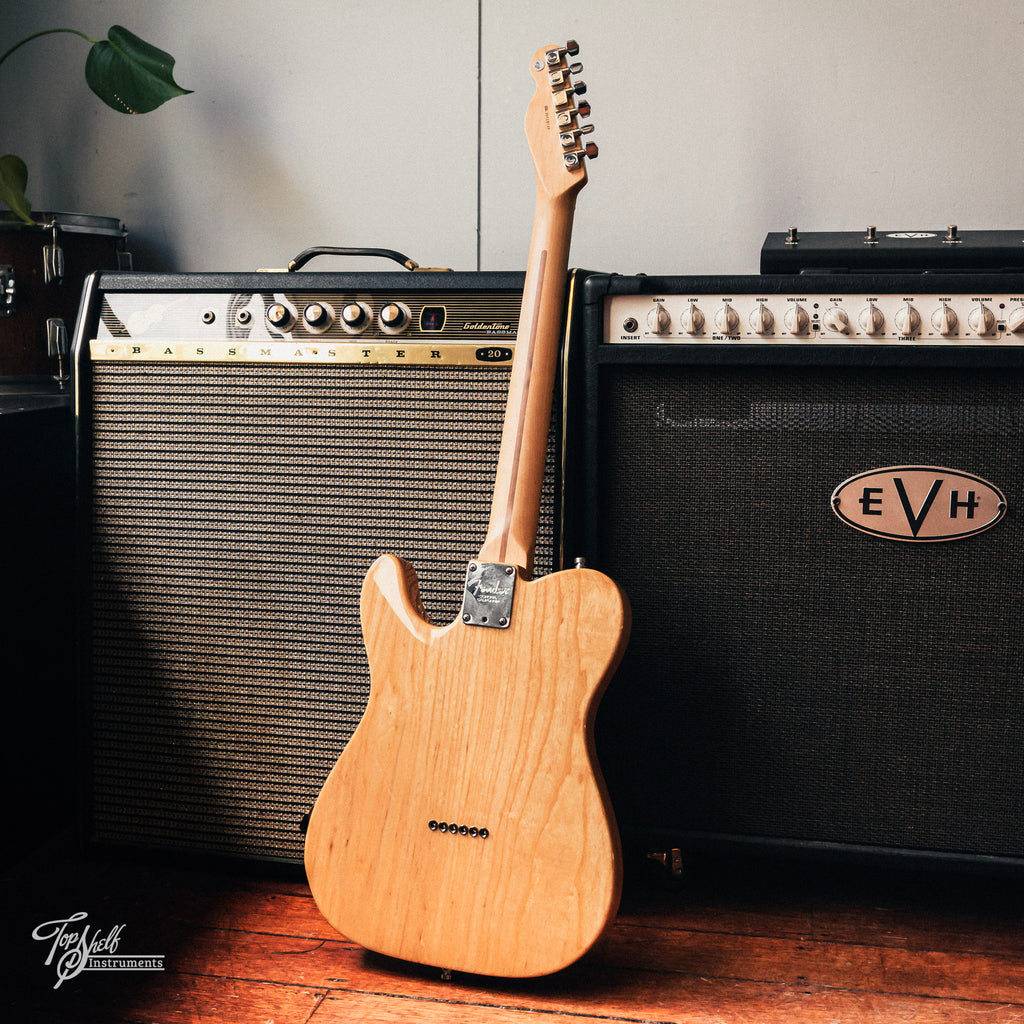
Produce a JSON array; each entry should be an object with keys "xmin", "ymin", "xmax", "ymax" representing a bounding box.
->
[{"xmin": 304, "ymin": 41, "xmax": 630, "ymax": 979}]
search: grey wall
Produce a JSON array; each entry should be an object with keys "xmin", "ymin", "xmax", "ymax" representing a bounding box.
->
[{"xmin": 4, "ymin": 1, "xmax": 1022, "ymax": 275}]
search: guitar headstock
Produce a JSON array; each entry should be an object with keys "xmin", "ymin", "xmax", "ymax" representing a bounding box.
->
[{"xmin": 525, "ymin": 40, "xmax": 597, "ymax": 198}]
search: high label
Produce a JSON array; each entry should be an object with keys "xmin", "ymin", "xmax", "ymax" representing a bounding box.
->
[{"xmin": 831, "ymin": 466, "xmax": 1006, "ymax": 542}]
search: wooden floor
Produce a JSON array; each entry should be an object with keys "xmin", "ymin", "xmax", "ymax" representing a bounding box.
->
[{"xmin": 5, "ymin": 832, "xmax": 1024, "ymax": 1023}]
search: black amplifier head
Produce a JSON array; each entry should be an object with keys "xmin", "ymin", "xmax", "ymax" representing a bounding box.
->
[{"xmin": 761, "ymin": 225, "xmax": 1024, "ymax": 274}]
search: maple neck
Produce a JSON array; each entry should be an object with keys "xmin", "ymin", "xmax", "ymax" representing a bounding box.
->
[
  {"xmin": 477, "ymin": 44, "xmax": 598, "ymax": 577},
  {"xmin": 477, "ymin": 191, "xmax": 577, "ymax": 576},
  {"xmin": 476, "ymin": 41, "xmax": 594, "ymax": 577}
]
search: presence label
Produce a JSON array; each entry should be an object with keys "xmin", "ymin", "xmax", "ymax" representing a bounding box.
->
[{"xmin": 831, "ymin": 466, "xmax": 1006, "ymax": 542}]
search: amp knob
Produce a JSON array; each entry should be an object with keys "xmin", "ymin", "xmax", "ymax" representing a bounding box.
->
[
  {"xmin": 380, "ymin": 302, "xmax": 410, "ymax": 332},
  {"xmin": 783, "ymin": 304, "xmax": 810, "ymax": 336},
  {"xmin": 859, "ymin": 303, "xmax": 884, "ymax": 335},
  {"xmin": 679, "ymin": 303, "xmax": 705, "ymax": 335},
  {"xmin": 1006, "ymin": 306, "xmax": 1024, "ymax": 333},
  {"xmin": 340, "ymin": 302, "xmax": 371, "ymax": 332},
  {"xmin": 267, "ymin": 302, "xmax": 296, "ymax": 332},
  {"xmin": 304, "ymin": 302, "xmax": 334, "ymax": 329},
  {"xmin": 647, "ymin": 302, "xmax": 671, "ymax": 334},
  {"xmin": 822, "ymin": 306, "xmax": 850, "ymax": 334},
  {"xmin": 894, "ymin": 303, "xmax": 921, "ymax": 336},
  {"xmin": 714, "ymin": 303, "xmax": 740, "ymax": 335},
  {"xmin": 968, "ymin": 303, "xmax": 996, "ymax": 336},
  {"xmin": 930, "ymin": 303, "xmax": 958, "ymax": 336},
  {"xmin": 748, "ymin": 303, "xmax": 774, "ymax": 335}
]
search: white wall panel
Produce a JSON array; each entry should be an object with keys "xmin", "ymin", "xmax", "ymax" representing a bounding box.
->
[
  {"xmin": 1, "ymin": 0, "xmax": 480, "ymax": 271},
  {"xmin": 3, "ymin": 1, "xmax": 1022, "ymax": 275}
]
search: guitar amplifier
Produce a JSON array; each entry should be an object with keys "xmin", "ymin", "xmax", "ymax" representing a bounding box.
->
[
  {"xmin": 73, "ymin": 268, "xmax": 575, "ymax": 863},
  {"xmin": 579, "ymin": 270, "xmax": 1024, "ymax": 868}
]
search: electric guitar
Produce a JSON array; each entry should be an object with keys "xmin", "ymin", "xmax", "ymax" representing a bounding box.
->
[{"xmin": 304, "ymin": 41, "xmax": 630, "ymax": 979}]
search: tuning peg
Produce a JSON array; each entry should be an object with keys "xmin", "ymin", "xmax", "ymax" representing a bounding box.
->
[
  {"xmin": 569, "ymin": 62, "xmax": 583, "ymax": 75},
  {"xmin": 576, "ymin": 100, "xmax": 592, "ymax": 118},
  {"xmin": 566, "ymin": 40, "xmax": 580, "ymax": 56},
  {"xmin": 573, "ymin": 80, "xmax": 587, "ymax": 95},
  {"xmin": 585, "ymin": 142, "xmax": 599, "ymax": 159}
]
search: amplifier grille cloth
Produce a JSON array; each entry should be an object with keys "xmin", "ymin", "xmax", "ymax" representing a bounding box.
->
[
  {"xmin": 595, "ymin": 363, "xmax": 1024, "ymax": 858},
  {"xmin": 84, "ymin": 361, "xmax": 557, "ymax": 861}
]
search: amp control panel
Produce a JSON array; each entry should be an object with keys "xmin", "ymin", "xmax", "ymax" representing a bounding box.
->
[{"xmin": 604, "ymin": 275, "xmax": 1024, "ymax": 345}]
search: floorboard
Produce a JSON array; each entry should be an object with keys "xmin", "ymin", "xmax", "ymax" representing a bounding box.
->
[{"xmin": 5, "ymin": 832, "xmax": 1024, "ymax": 1023}]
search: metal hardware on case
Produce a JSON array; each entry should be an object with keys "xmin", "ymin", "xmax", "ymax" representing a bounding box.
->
[
  {"xmin": 646, "ymin": 848, "xmax": 685, "ymax": 883},
  {"xmin": 46, "ymin": 317, "xmax": 67, "ymax": 357},
  {"xmin": 43, "ymin": 243, "xmax": 65, "ymax": 285},
  {"xmin": 42, "ymin": 221, "xmax": 65, "ymax": 285},
  {"xmin": 1, "ymin": 264, "xmax": 14, "ymax": 316},
  {"xmin": 460, "ymin": 562, "xmax": 516, "ymax": 629},
  {"xmin": 47, "ymin": 318, "xmax": 69, "ymax": 382}
]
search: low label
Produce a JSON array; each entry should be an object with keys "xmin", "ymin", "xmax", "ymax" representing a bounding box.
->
[{"xmin": 831, "ymin": 466, "xmax": 1006, "ymax": 542}]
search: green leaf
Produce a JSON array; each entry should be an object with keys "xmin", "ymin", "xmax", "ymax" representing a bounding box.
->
[
  {"xmin": 84, "ymin": 25, "xmax": 192, "ymax": 114},
  {"xmin": 0, "ymin": 155, "xmax": 34, "ymax": 224}
]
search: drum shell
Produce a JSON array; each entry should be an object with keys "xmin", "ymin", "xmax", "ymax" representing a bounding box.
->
[{"xmin": 0, "ymin": 212, "xmax": 128, "ymax": 376}]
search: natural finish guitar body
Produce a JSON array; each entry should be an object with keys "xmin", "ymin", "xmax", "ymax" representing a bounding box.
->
[
  {"xmin": 306, "ymin": 41, "xmax": 627, "ymax": 977},
  {"xmin": 304, "ymin": 553, "xmax": 629, "ymax": 977}
]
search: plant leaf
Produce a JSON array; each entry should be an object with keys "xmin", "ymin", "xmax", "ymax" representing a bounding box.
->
[
  {"xmin": 84, "ymin": 25, "xmax": 192, "ymax": 114},
  {"xmin": 0, "ymin": 155, "xmax": 34, "ymax": 224}
]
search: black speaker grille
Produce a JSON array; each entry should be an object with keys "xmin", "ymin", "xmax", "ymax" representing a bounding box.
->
[
  {"xmin": 83, "ymin": 361, "xmax": 557, "ymax": 861},
  {"xmin": 595, "ymin": 363, "xmax": 1024, "ymax": 859}
]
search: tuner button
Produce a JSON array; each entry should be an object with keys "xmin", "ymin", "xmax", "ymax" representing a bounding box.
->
[
  {"xmin": 584, "ymin": 141, "xmax": 599, "ymax": 159},
  {"xmin": 930, "ymin": 303, "xmax": 958, "ymax": 336},
  {"xmin": 572, "ymin": 80, "xmax": 587, "ymax": 95},
  {"xmin": 380, "ymin": 302, "xmax": 410, "ymax": 332},
  {"xmin": 680, "ymin": 304, "xmax": 705, "ymax": 335},
  {"xmin": 894, "ymin": 303, "xmax": 921, "ymax": 336},
  {"xmin": 968, "ymin": 302, "xmax": 996, "ymax": 335},
  {"xmin": 859, "ymin": 302, "xmax": 884, "ymax": 335},
  {"xmin": 1006, "ymin": 306, "xmax": 1024, "ymax": 333},
  {"xmin": 647, "ymin": 302, "xmax": 670, "ymax": 334},
  {"xmin": 576, "ymin": 100, "xmax": 592, "ymax": 118},
  {"xmin": 822, "ymin": 306, "xmax": 850, "ymax": 334},
  {"xmin": 714, "ymin": 304, "xmax": 740, "ymax": 335},
  {"xmin": 783, "ymin": 303, "xmax": 810, "ymax": 336},
  {"xmin": 566, "ymin": 40, "xmax": 580, "ymax": 56},
  {"xmin": 267, "ymin": 302, "xmax": 295, "ymax": 331},
  {"xmin": 749, "ymin": 303, "xmax": 775, "ymax": 335}
]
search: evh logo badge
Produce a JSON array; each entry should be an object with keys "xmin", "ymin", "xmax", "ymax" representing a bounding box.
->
[{"xmin": 831, "ymin": 466, "xmax": 1007, "ymax": 542}]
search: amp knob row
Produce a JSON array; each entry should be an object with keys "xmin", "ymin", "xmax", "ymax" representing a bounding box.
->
[
  {"xmin": 642, "ymin": 300, "xmax": 1024, "ymax": 337},
  {"xmin": 265, "ymin": 300, "xmax": 411, "ymax": 334}
]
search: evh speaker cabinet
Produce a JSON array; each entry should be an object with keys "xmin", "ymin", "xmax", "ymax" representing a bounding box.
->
[
  {"xmin": 73, "ymin": 269, "xmax": 574, "ymax": 863},
  {"xmin": 581, "ymin": 271, "xmax": 1024, "ymax": 868}
]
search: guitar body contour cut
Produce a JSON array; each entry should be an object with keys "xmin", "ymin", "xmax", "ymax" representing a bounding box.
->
[{"xmin": 304, "ymin": 553, "xmax": 630, "ymax": 978}]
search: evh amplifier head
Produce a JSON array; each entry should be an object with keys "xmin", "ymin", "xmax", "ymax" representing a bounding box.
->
[
  {"xmin": 73, "ymin": 269, "xmax": 574, "ymax": 863},
  {"xmin": 581, "ymin": 270, "xmax": 1024, "ymax": 869}
]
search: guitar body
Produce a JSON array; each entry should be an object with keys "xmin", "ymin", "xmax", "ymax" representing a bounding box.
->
[
  {"xmin": 305, "ymin": 42, "xmax": 623, "ymax": 977},
  {"xmin": 304, "ymin": 554, "xmax": 630, "ymax": 977}
]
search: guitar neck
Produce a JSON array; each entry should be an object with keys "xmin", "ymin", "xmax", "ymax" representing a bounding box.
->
[
  {"xmin": 478, "ymin": 43, "xmax": 593, "ymax": 576},
  {"xmin": 477, "ymin": 191, "xmax": 576, "ymax": 575}
]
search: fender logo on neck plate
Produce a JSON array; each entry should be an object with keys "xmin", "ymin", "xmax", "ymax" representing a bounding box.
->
[
  {"xmin": 831, "ymin": 466, "xmax": 1007, "ymax": 542},
  {"xmin": 461, "ymin": 562, "xmax": 517, "ymax": 628}
]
